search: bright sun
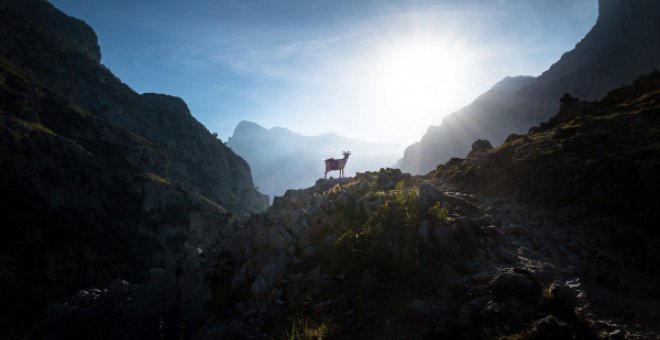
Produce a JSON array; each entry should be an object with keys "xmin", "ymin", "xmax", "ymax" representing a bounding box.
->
[{"xmin": 358, "ymin": 36, "xmax": 475, "ymax": 143}]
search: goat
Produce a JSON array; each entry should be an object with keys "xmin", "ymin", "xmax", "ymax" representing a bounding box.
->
[{"xmin": 324, "ymin": 151, "xmax": 351, "ymax": 179}]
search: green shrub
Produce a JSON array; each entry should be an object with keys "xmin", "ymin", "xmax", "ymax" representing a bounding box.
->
[
  {"xmin": 428, "ymin": 202, "xmax": 449, "ymax": 220},
  {"xmin": 283, "ymin": 315, "xmax": 328, "ymax": 340}
]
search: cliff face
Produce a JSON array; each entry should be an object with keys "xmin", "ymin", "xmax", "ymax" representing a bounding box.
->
[
  {"xmin": 398, "ymin": 0, "xmax": 660, "ymax": 174},
  {"xmin": 0, "ymin": 0, "xmax": 265, "ymax": 336},
  {"xmin": 0, "ymin": 0, "xmax": 267, "ymax": 214},
  {"xmin": 228, "ymin": 121, "xmax": 403, "ymax": 199}
]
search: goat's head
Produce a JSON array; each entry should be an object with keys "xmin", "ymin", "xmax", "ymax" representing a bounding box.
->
[{"xmin": 342, "ymin": 151, "xmax": 351, "ymax": 158}]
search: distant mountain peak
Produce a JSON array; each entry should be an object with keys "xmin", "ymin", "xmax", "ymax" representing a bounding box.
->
[
  {"xmin": 596, "ymin": 0, "xmax": 660, "ymax": 26},
  {"xmin": 489, "ymin": 76, "xmax": 535, "ymax": 94},
  {"xmin": 234, "ymin": 120, "xmax": 266, "ymax": 133},
  {"xmin": 227, "ymin": 122, "xmax": 403, "ymax": 199}
]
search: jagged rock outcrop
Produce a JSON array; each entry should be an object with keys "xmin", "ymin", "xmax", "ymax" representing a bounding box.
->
[
  {"xmin": 398, "ymin": 0, "xmax": 660, "ymax": 174},
  {"xmin": 228, "ymin": 120, "xmax": 403, "ymax": 199},
  {"xmin": 0, "ymin": 0, "xmax": 265, "ymax": 337}
]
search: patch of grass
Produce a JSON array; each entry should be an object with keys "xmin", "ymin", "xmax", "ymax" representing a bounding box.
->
[
  {"xmin": 282, "ymin": 315, "xmax": 329, "ymax": 340},
  {"xmin": 428, "ymin": 202, "xmax": 449, "ymax": 220},
  {"xmin": 24, "ymin": 121, "xmax": 56, "ymax": 136},
  {"xmin": 0, "ymin": 57, "xmax": 30, "ymax": 80},
  {"xmin": 67, "ymin": 103, "xmax": 93, "ymax": 118},
  {"xmin": 312, "ymin": 178, "xmax": 426, "ymax": 281},
  {"xmin": 195, "ymin": 193, "xmax": 228, "ymax": 213},
  {"xmin": 146, "ymin": 172, "xmax": 169, "ymax": 185}
]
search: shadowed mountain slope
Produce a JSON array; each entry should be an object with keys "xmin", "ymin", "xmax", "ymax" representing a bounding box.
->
[
  {"xmin": 0, "ymin": 0, "xmax": 265, "ymax": 336},
  {"xmin": 399, "ymin": 0, "xmax": 660, "ymax": 174},
  {"xmin": 0, "ymin": 0, "xmax": 267, "ymax": 215}
]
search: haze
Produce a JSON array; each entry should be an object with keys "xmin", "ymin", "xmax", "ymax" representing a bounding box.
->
[{"xmin": 49, "ymin": 0, "xmax": 597, "ymax": 145}]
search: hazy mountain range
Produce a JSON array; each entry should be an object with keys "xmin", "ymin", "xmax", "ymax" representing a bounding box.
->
[
  {"xmin": 227, "ymin": 121, "xmax": 403, "ymax": 199},
  {"xmin": 398, "ymin": 0, "xmax": 660, "ymax": 174}
]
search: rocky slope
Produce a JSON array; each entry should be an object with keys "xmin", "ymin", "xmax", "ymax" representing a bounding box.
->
[
  {"xmin": 228, "ymin": 121, "xmax": 403, "ymax": 200},
  {"xmin": 0, "ymin": 0, "xmax": 265, "ymax": 337},
  {"xmin": 398, "ymin": 0, "xmax": 660, "ymax": 174},
  {"xmin": 33, "ymin": 73, "xmax": 660, "ymax": 339},
  {"xmin": 215, "ymin": 72, "xmax": 660, "ymax": 339}
]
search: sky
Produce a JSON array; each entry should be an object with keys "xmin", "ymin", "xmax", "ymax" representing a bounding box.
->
[{"xmin": 49, "ymin": 0, "xmax": 598, "ymax": 146}]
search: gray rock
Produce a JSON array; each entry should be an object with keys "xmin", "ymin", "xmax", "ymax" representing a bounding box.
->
[
  {"xmin": 418, "ymin": 183, "xmax": 443, "ymax": 205},
  {"xmin": 433, "ymin": 225, "xmax": 460, "ymax": 256},
  {"xmin": 418, "ymin": 220, "xmax": 433, "ymax": 246},
  {"xmin": 488, "ymin": 268, "xmax": 542, "ymax": 301},
  {"xmin": 547, "ymin": 281, "xmax": 577, "ymax": 310}
]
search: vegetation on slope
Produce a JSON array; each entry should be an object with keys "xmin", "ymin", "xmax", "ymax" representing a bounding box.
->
[{"xmin": 208, "ymin": 73, "xmax": 660, "ymax": 339}]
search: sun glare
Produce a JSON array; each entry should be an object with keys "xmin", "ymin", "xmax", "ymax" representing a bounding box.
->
[{"xmin": 357, "ymin": 36, "xmax": 475, "ymax": 143}]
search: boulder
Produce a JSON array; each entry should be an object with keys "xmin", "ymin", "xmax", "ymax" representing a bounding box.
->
[{"xmin": 489, "ymin": 268, "xmax": 542, "ymax": 302}]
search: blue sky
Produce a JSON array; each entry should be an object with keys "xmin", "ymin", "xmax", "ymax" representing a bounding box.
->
[{"xmin": 49, "ymin": 0, "xmax": 598, "ymax": 145}]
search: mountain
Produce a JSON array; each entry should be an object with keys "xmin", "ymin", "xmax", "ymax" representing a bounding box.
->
[
  {"xmin": 227, "ymin": 121, "xmax": 403, "ymax": 199},
  {"xmin": 0, "ymin": 0, "xmax": 266, "ymax": 336},
  {"xmin": 4, "ymin": 0, "xmax": 660, "ymax": 338},
  {"xmin": 31, "ymin": 72, "xmax": 660, "ymax": 339},
  {"xmin": 398, "ymin": 0, "xmax": 660, "ymax": 174}
]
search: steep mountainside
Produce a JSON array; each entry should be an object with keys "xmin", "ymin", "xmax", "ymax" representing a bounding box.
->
[
  {"xmin": 0, "ymin": 0, "xmax": 267, "ymax": 214},
  {"xmin": 399, "ymin": 0, "xmax": 660, "ymax": 174},
  {"xmin": 32, "ymin": 73, "xmax": 660, "ymax": 339},
  {"xmin": 397, "ymin": 76, "xmax": 535, "ymax": 173},
  {"xmin": 0, "ymin": 0, "xmax": 265, "ymax": 337},
  {"xmin": 228, "ymin": 121, "xmax": 403, "ymax": 199}
]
